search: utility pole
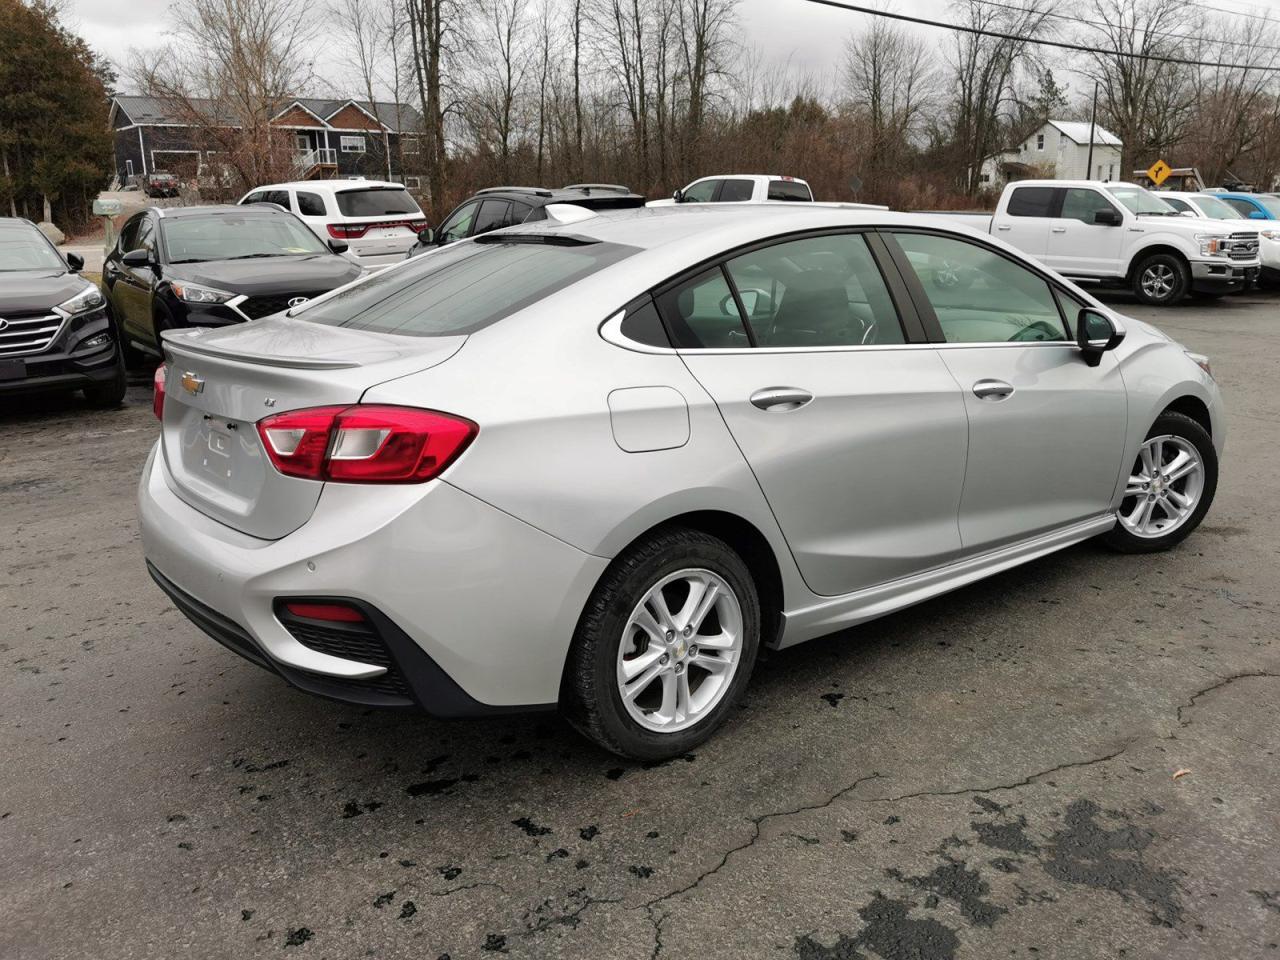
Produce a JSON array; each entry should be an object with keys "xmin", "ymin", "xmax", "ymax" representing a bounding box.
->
[{"xmin": 1086, "ymin": 81, "xmax": 1098, "ymax": 180}]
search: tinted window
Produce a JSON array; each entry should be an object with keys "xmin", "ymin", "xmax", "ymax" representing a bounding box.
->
[
  {"xmin": 472, "ymin": 199, "xmax": 512, "ymax": 235},
  {"xmin": 724, "ymin": 233, "xmax": 904, "ymax": 346},
  {"xmin": 511, "ymin": 201, "xmax": 533, "ymax": 223},
  {"xmin": 0, "ymin": 224, "xmax": 65, "ymax": 271},
  {"xmin": 619, "ymin": 298, "xmax": 670, "ymax": 347},
  {"xmin": 657, "ymin": 267, "xmax": 750, "ymax": 348},
  {"xmin": 717, "ymin": 179, "xmax": 754, "ymax": 202},
  {"xmin": 767, "ymin": 180, "xmax": 811, "ymax": 201},
  {"xmin": 1222, "ymin": 198, "xmax": 1257, "ymax": 217},
  {"xmin": 161, "ymin": 214, "xmax": 327, "ymax": 263},
  {"xmin": 118, "ymin": 215, "xmax": 143, "ymax": 253},
  {"xmin": 298, "ymin": 238, "xmax": 637, "ymax": 337},
  {"xmin": 133, "ymin": 217, "xmax": 156, "ymax": 253},
  {"xmin": 681, "ymin": 179, "xmax": 719, "ymax": 203},
  {"xmin": 296, "ymin": 191, "xmax": 327, "ymax": 217},
  {"xmin": 1006, "ymin": 186, "xmax": 1057, "ymax": 218},
  {"xmin": 1161, "ymin": 197, "xmax": 1191, "ymax": 214},
  {"xmin": 892, "ymin": 232, "xmax": 1068, "ymax": 344},
  {"xmin": 335, "ymin": 187, "xmax": 421, "ymax": 217},
  {"xmin": 1060, "ymin": 188, "xmax": 1119, "ymax": 224},
  {"xmin": 439, "ymin": 201, "xmax": 479, "ymax": 242},
  {"xmin": 260, "ymin": 190, "xmax": 290, "ymax": 209},
  {"xmin": 522, "ymin": 204, "xmax": 548, "ymax": 223},
  {"xmin": 241, "ymin": 192, "xmax": 266, "ymax": 206},
  {"xmin": 1106, "ymin": 185, "xmax": 1175, "ymax": 215}
]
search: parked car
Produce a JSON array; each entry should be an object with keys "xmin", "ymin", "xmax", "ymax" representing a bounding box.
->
[
  {"xmin": 648, "ymin": 174, "xmax": 815, "ymax": 206},
  {"xmin": 238, "ymin": 180, "xmax": 428, "ymax": 267},
  {"xmin": 1154, "ymin": 191, "xmax": 1249, "ymax": 223},
  {"xmin": 1214, "ymin": 192, "xmax": 1280, "ymax": 284},
  {"xmin": 144, "ymin": 172, "xmax": 180, "ymax": 198},
  {"xmin": 0, "ymin": 217, "xmax": 125, "ymax": 407},
  {"xmin": 931, "ymin": 180, "xmax": 1260, "ymax": 305},
  {"xmin": 102, "ymin": 204, "xmax": 362, "ymax": 362},
  {"xmin": 407, "ymin": 184, "xmax": 647, "ymax": 257},
  {"xmin": 139, "ymin": 203, "xmax": 1222, "ymax": 759}
]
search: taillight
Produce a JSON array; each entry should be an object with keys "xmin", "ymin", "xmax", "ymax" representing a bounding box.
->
[
  {"xmin": 256, "ymin": 405, "xmax": 476, "ymax": 483},
  {"xmin": 327, "ymin": 223, "xmax": 369, "ymax": 239},
  {"xmin": 152, "ymin": 365, "xmax": 166, "ymax": 420},
  {"xmin": 408, "ymin": 219, "xmax": 430, "ymax": 232}
]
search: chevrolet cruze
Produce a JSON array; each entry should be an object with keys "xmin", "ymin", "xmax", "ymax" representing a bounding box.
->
[{"xmin": 138, "ymin": 205, "xmax": 1223, "ymax": 759}]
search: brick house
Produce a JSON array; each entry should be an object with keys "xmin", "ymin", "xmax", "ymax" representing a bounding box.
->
[{"xmin": 108, "ymin": 95, "xmax": 425, "ymax": 188}]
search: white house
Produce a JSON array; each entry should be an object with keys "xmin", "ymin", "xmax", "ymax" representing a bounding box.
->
[{"xmin": 980, "ymin": 120, "xmax": 1123, "ymax": 188}]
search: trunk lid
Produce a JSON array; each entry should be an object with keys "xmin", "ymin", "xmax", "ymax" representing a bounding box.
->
[{"xmin": 159, "ymin": 316, "xmax": 465, "ymax": 539}]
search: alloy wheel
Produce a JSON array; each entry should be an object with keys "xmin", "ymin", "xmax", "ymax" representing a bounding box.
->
[
  {"xmin": 1140, "ymin": 263, "xmax": 1176, "ymax": 300},
  {"xmin": 616, "ymin": 568, "xmax": 744, "ymax": 733},
  {"xmin": 1118, "ymin": 434, "xmax": 1205, "ymax": 539}
]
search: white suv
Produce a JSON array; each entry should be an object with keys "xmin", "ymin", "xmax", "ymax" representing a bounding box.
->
[{"xmin": 238, "ymin": 180, "xmax": 428, "ymax": 267}]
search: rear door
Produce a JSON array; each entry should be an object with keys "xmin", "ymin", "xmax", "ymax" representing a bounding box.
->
[
  {"xmin": 885, "ymin": 229, "xmax": 1128, "ymax": 553},
  {"xmin": 993, "ymin": 185, "xmax": 1057, "ymax": 258},
  {"xmin": 1044, "ymin": 187, "xmax": 1126, "ymax": 276},
  {"xmin": 666, "ymin": 230, "xmax": 970, "ymax": 597}
]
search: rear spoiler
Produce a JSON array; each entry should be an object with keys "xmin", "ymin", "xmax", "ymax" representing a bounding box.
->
[{"xmin": 162, "ymin": 329, "xmax": 359, "ymax": 369}]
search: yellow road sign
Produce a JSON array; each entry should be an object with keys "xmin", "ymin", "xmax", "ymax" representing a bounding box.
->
[{"xmin": 1147, "ymin": 159, "xmax": 1173, "ymax": 186}]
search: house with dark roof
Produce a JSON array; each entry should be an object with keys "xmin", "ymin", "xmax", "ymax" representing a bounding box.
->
[{"xmin": 108, "ymin": 95, "xmax": 426, "ymax": 187}]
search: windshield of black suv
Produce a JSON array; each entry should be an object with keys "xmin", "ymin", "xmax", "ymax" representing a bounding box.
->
[
  {"xmin": 296, "ymin": 236, "xmax": 637, "ymax": 336},
  {"xmin": 1107, "ymin": 185, "xmax": 1178, "ymax": 216},
  {"xmin": 335, "ymin": 187, "xmax": 422, "ymax": 217},
  {"xmin": 0, "ymin": 224, "xmax": 66, "ymax": 271},
  {"xmin": 160, "ymin": 213, "xmax": 329, "ymax": 263}
]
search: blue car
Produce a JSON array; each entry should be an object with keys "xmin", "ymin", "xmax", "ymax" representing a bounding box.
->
[{"xmin": 1217, "ymin": 193, "xmax": 1280, "ymax": 282}]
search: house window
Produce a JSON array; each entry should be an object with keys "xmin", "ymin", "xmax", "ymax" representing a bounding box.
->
[
  {"xmin": 1036, "ymin": 134, "xmax": 1044, "ymax": 151},
  {"xmin": 125, "ymin": 160, "xmax": 134, "ymax": 176},
  {"xmin": 401, "ymin": 136, "xmax": 420, "ymax": 155},
  {"xmin": 340, "ymin": 135, "xmax": 366, "ymax": 153},
  {"xmin": 1060, "ymin": 134, "xmax": 1068, "ymax": 147},
  {"xmin": 1108, "ymin": 164, "xmax": 1115, "ymax": 180}
]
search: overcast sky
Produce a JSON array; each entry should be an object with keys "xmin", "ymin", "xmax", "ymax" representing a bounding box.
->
[{"xmin": 58, "ymin": 0, "xmax": 975, "ymax": 99}]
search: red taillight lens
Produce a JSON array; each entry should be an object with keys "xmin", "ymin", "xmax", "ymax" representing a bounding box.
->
[
  {"xmin": 327, "ymin": 223, "xmax": 369, "ymax": 239},
  {"xmin": 256, "ymin": 405, "xmax": 477, "ymax": 483},
  {"xmin": 152, "ymin": 365, "xmax": 166, "ymax": 420},
  {"xmin": 283, "ymin": 601, "xmax": 365, "ymax": 623},
  {"xmin": 408, "ymin": 219, "xmax": 430, "ymax": 232}
]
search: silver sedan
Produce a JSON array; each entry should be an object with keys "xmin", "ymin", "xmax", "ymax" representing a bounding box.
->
[{"xmin": 138, "ymin": 205, "xmax": 1223, "ymax": 759}]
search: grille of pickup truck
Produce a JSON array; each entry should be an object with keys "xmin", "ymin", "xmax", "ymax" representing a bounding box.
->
[{"xmin": 1228, "ymin": 232, "xmax": 1260, "ymax": 261}]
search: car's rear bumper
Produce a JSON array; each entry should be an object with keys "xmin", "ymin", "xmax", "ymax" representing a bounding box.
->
[{"xmin": 137, "ymin": 442, "xmax": 607, "ymax": 712}]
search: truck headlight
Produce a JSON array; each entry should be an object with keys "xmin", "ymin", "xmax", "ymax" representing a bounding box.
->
[
  {"xmin": 56, "ymin": 284, "xmax": 106, "ymax": 315},
  {"xmin": 1260, "ymin": 229, "xmax": 1280, "ymax": 241},
  {"xmin": 1195, "ymin": 234, "xmax": 1230, "ymax": 257},
  {"xmin": 170, "ymin": 281, "xmax": 233, "ymax": 304}
]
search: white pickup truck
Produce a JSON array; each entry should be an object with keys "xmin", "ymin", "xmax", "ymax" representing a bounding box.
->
[
  {"xmin": 648, "ymin": 174, "xmax": 815, "ymax": 206},
  {"xmin": 933, "ymin": 179, "xmax": 1260, "ymax": 305}
]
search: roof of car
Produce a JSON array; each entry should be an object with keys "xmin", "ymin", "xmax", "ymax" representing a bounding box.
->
[
  {"xmin": 155, "ymin": 204, "xmax": 290, "ymax": 219},
  {"xmin": 472, "ymin": 185, "xmax": 646, "ymax": 205},
  {"xmin": 249, "ymin": 179, "xmax": 408, "ymax": 193}
]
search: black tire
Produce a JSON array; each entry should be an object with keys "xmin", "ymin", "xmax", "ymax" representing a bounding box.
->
[
  {"xmin": 562, "ymin": 527, "xmax": 761, "ymax": 760},
  {"xmin": 1131, "ymin": 252, "xmax": 1190, "ymax": 306},
  {"xmin": 1102, "ymin": 411, "xmax": 1217, "ymax": 554},
  {"xmin": 82, "ymin": 348, "xmax": 127, "ymax": 408}
]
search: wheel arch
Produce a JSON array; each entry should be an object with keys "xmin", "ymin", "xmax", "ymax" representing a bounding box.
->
[
  {"xmin": 1162, "ymin": 394, "xmax": 1212, "ymax": 437},
  {"xmin": 1126, "ymin": 243, "xmax": 1191, "ymax": 281}
]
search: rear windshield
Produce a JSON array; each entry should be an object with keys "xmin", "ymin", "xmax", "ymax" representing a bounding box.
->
[
  {"xmin": 767, "ymin": 180, "xmax": 811, "ymax": 201},
  {"xmin": 335, "ymin": 188, "xmax": 421, "ymax": 217},
  {"xmin": 296, "ymin": 237, "xmax": 637, "ymax": 336}
]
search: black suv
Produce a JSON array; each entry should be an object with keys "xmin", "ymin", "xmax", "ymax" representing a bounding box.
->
[
  {"xmin": 0, "ymin": 217, "xmax": 126, "ymax": 407},
  {"xmin": 103, "ymin": 204, "xmax": 362, "ymax": 362},
  {"xmin": 406, "ymin": 184, "xmax": 646, "ymax": 257}
]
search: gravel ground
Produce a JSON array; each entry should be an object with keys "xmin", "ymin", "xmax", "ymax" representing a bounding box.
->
[{"xmin": 2, "ymin": 290, "xmax": 1277, "ymax": 960}]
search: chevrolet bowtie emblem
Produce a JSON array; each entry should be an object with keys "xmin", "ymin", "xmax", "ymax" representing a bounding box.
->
[{"xmin": 180, "ymin": 371, "xmax": 205, "ymax": 396}]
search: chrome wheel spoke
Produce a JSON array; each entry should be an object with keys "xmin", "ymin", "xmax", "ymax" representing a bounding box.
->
[
  {"xmin": 622, "ymin": 657, "xmax": 665, "ymax": 702},
  {"xmin": 683, "ymin": 577, "xmax": 720, "ymax": 633},
  {"xmin": 1166, "ymin": 488, "xmax": 1192, "ymax": 511},
  {"xmin": 694, "ymin": 651, "xmax": 735, "ymax": 674},
  {"xmin": 1124, "ymin": 474, "xmax": 1148, "ymax": 497},
  {"xmin": 621, "ymin": 646, "xmax": 665, "ymax": 682},
  {"xmin": 1165, "ymin": 452, "xmax": 1198, "ymax": 483},
  {"xmin": 1117, "ymin": 434, "xmax": 1204, "ymax": 540}
]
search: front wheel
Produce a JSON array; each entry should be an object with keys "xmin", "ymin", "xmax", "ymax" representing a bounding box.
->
[
  {"xmin": 1103, "ymin": 411, "xmax": 1217, "ymax": 553},
  {"xmin": 1131, "ymin": 253, "xmax": 1190, "ymax": 306},
  {"xmin": 82, "ymin": 348, "xmax": 127, "ymax": 408},
  {"xmin": 562, "ymin": 528, "xmax": 761, "ymax": 760}
]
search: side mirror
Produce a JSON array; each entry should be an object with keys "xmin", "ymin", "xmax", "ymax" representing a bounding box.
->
[
  {"xmin": 327, "ymin": 239, "xmax": 349, "ymax": 254},
  {"xmin": 417, "ymin": 227, "xmax": 435, "ymax": 245},
  {"xmin": 1076, "ymin": 307, "xmax": 1124, "ymax": 366},
  {"xmin": 673, "ymin": 188, "xmax": 684, "ymax": 203},
  {"xmin": 1249, "ymin": 210, "xmax": 1267, "ymax": 219},
  {"xmin": 122, "ymin": 248, "xmax": 152, "ymax": 267},
  {"xmin": 1178, "ymin": 210, "xmax": 1197, "ymax": 217},
  {"xmin": 1093, "ymin": 208, "xmax": 1122, "ymax": 226},
  {"xmin": 65, "ymin": 252, "xmax": 84, "ymax": 271}
]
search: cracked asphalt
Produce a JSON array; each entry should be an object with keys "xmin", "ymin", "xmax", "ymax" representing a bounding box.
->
[{"xmin": 3, "ymin": 291, "xmax": 1279, "ymax": 960}]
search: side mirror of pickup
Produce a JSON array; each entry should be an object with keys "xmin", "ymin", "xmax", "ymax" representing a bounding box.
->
[
  {"xmin": 1077, "ymin": 307, "xmax": 1125, "ymax": 367},
  {"xmin": 1093, "ymin": 208, "xmax": 1123, "ymax": 226},
  {"xmin": 672, "ymin": 188, "xmax": 684, "ymax": 203}
]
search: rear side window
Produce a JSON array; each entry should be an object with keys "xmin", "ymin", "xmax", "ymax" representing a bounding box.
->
[
  {"xmin": 297, "ymin": 239, "xmax": 637, "ymax": 337},
  {"xmin": 296, "ymin": 191, "xmax": 327, "ymax": 217},
  {"xmin": 1006, "ymin": 186, "xmax": 1057, "ymax": 218},
  {"xmin": 335, "ymin": 187, "xmax": 421, "ymax": 217},
  {"xmin": 717, "ymin": 179, "xmax": 754, "ymax": 202},
  {"xmin": 767, "ymin": 180, "xmax": 811, "ymax": 201},
  {"xmin": 656, "ymin": 267, "xmax": 750, "ymax": 348},
  {"xmin": 472, "ymin": 199, "xmax": 512, "ymax": 235},
  {"xmin": 619, "ymin": 298, "xmax": 670, "ymax": 348}
]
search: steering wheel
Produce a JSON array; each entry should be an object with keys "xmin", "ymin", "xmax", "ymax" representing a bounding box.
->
[{"xmin": 1010, "ymin": 320, "xmax": 1062, "ymax": 342}]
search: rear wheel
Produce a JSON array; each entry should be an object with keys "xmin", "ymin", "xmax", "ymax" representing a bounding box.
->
[
  {"xmin": 1103, "ymin": 412, "xmax": 1217, "ymax": 553},
  {"xmin": 1131, "ymin": 253, "xmax": 1190, "ymax": 306},
  {"xmin": 563, "ymin": 528, "xmax": 761, "ymax": 760}
]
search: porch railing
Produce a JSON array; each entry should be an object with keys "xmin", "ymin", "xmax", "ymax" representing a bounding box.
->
[{"xmin": 294, "ymin": 147, "xmax": 338, "ymax": 173}]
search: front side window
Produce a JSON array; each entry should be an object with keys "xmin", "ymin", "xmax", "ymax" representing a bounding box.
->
[
  {"xmin": 295, "ymin": 191, "xmax": 327, "ymax": 217},
  {"xmin": 241, "ymin": 191, "xmax": 265, "ymax": 206},
  {"xmin": 117, "ymin": 215, "xmax": 143, "ymax": 253},
  {"xmin": 1060, "ymin": 188, "xmax": 1119, "ymax": 224},
  {"xmin": 716, "ymin": 179, "xmax": 754, "ymax": 202},
  {"xmin": 161, "ymin": 213, "xmax": 328, "ymax": 263},
  {"xmin": 1161, "ymin": 197, "xmax": 1192, "ymax": 214},
  {"xmin": 1222, "ymin": 197, "xmax": 1258, "ymax": 217},
  {"xmin": 1107, "ymin": 185, "xmax": 1176, "ymax": 216},
  {"xmin": 1006, "ymin": 186, "xmax": 1057, "ymax": 218},
  {"xmin": 891, "ymin": 232, "xmax": 1069, "ymax": 344},
  {"xmin": 439, "ymin": 201, "xmax": 478, "ymax": 242},
  {"xmin": 1191, "ymin": 195, "xmax": 1243, "ymax": 219},
  {"xmin": 297, "ymin": 238, "xmax": 637, "ymax": 337},
  {"xmin": 724, "ymin": 233, "xmax": 904, "ymax": 347},
  {"xmin": 681, "ymin": 179, "xmax": 719, "ymax": 203}
]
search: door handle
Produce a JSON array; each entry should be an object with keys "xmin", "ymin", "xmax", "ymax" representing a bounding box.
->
[
  {"xmin": 972, "ymin": 379, "xmax": 1014, "ymax": 401},
  {"xmin": 750, "ymin": 387, "xmax": 813, "ymax": 411},
  {"xmin": 996, "ymin": 224, "xmax": 1011, "ymax": 231},
  {"xmin": 1051, "ymin": 226, "xmax": 1067, "ymax": 233}
]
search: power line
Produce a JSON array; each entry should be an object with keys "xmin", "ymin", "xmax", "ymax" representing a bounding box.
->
[{"xmin": 802, "ymin": 0, "xmax": 1280, "ymax": 72}]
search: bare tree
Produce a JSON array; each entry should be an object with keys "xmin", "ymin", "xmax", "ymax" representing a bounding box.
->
[
  {"xmin": 677, "ymin": 0, "xmax": 738, "ymax": 176},
  {"xmin": 330, "ymin": 0, "xmax": 395, "ymax": 179},
  {"xmin": 466, "ymin": 0, "xmax": 530, "ymax": 181},
  {"xmin": 405, "ymin": 0, "xmax": 463, "ymax": 215}
]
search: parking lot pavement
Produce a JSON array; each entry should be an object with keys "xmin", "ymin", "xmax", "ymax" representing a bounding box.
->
[{"xmin": 2, "ymin": 291, "xmax": 1278, "ymax": 960}]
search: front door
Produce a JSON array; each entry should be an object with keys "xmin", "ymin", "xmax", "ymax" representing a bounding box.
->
[
  {"xmin": 663, "ymin": 231, "xmax": 970, "ymax": 598},
  {"xmin": 1043, "ymin": 187, "xmax": 1127, "ymax": 277},
  {"xmin": 887, "ymin": 230, "xmax": 1129, "ymax": 552}
]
